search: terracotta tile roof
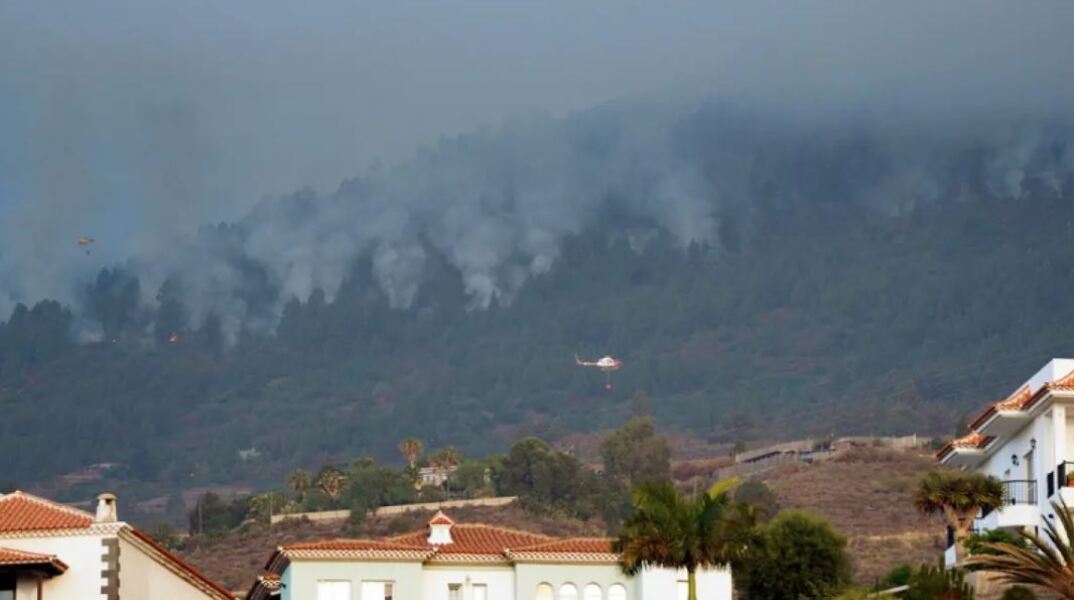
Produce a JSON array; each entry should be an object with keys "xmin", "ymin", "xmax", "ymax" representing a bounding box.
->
[
  {"xmin": 123, "ymin": 528, "xmax": 235, "ymax": 600},
  {"xmin": 285, "ymin": 538, "xmax": 432, "ymax": 552},
  {"xmin": 387, "ymin": 524, "xmax": 551, "ymax": 555},
  {"xmin": 0, "ymin": 546, "xmax": 69, "ymax": 573},
  {"xmin": 1051, "ymin": 369, "xmax": 1074, "ymax": 390},
  {"xmin": 508, "ymin": 538, "xmax": 619, "ymax": 563},
  {"xmin": 0, "ymin": 491, "xmax": 94, "ymax": 533},
  {"xmin": 951, "ymin": 432, "xmax": 991, "ymax": 449},
  {"xmin": 428, "ymin": 510, "xmax": 455, "ymax": 526},
  {"xmin": 995, "ymin": 385, "xmax": 1033, "ymax": 411},
  {"xmin": 261, "ymin": 514, "xmax": 624, "ymax": 575},
  {"xmin": 269, "ymin": 538, "xmax": 437, "ymax": 570},
  {"xmin": 936, "ymin": 432, "xmax": 994, "ymax": 461},
  {"xmin": 947, "ymin": 367, "xmax": 1074, "ymax": 461},
  {"xmin": 512, "ymin": 538, "xmax": 615, "ymax": 553}
]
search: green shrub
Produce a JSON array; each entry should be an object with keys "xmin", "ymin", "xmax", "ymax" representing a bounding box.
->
[
  {"xmin": 734, "ymin": 510, "xmax": 851, "ymax": 600},
  {"xmin": 904, "ymin": 564, "xmax": 974, "ymax": 600},
  {"xmin": 734, "ymin": 480, "xmax": 779, "ymax": 521},
  {"xmin": 879, "ymin": 563, "xmax": 913, "ymax": 589},
  {"xmin": 965, "ymin": 528, "xmax": 1028, "ymax": 557}
]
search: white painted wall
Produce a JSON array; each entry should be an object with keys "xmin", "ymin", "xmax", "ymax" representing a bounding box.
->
[
  {"xmin": 118, "ymin": 535, "xmax": 218, "ymax": 599},
  {"xmin": 977, "ymin": 405, "xmax": 1052, "ymax": 525},
  {"xmin": 637, "ymin": 566, "xmax": 731, "ymax": 600},
  {"xmin": 283, "ymin": 561, "xmax": 424, "ymax": 600},
  {"xmin": 515, "ymin": 563, "xmax": 635, "ymax": 600},
  {"xmin": 422, "ymin": 565, "xmax": 514, "ymax": 600},
  {"xmin": 285, "ymin": 560, "xmax": 732, "ymax": 599},
  {"xmin": 0, "ymin": 533, "xmax": 105, "ymax": 600}
]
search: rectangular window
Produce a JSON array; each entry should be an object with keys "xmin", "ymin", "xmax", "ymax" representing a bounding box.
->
[
  {"xmin": 362, "ymin": 581, "xmax": 394, "ymax": 600},
  {"xmin": 317, "ymin": 580, "xmax": 351, "ymax": 600},
  {"xmin": 448, "ymin": 583, "xmax": 462, "ymax": 600},
  {"xmin": 473, "ymin": 583, "xmax": 488, "ymax": 600}
]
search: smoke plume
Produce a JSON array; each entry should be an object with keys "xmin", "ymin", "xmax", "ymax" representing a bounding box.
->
[{"xmin": 2, "ymin": 2, "xmax": 1074, "ymax": 339}]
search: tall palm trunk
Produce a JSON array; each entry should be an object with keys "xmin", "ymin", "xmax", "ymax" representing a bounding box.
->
[{"xmin": 687, "ymin": 566, "xmax": 697, "ymax": 600}]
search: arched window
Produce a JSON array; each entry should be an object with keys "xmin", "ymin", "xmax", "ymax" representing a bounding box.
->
[
  {"xmin": 583, "ymin": 583, "xmax": 602, "ymax": 600},
  {"xmin": 537, "ymin": 583, "xmax": 555, "ymax": 600},
  {"xmin": 608, "ymin": 583, "xmax": 627, "ymax": 600},
  {"xmin": 559, "ymin": 583, "xmax": 579, "ymax": 600}
]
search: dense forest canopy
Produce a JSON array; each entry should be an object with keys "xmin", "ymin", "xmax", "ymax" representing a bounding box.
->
[{"xmin": 1, "ymin": 99, "xmax": 1073, "ymax": 493}]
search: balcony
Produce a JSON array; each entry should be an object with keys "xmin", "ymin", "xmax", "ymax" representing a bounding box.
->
[
  {"xmin": 977, "ymin": 480, "xmax": 1039, "ymax": 531},
  {"xmin": 1001, "ymin": 479, "xmax": 1037, "ymax": 505}
]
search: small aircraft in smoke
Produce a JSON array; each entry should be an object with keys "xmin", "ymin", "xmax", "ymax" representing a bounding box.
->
[
  {"xmin": 575, "ymin": 353, "xmax": 623, "ymax": 390},
  {"xmin": 77, "ymin": 237, "xmax": 95, "ymax": 255}
]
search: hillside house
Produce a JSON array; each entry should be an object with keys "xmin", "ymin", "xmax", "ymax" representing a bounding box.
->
[
  {"xmin": 417, "ymin": 466, "xmax": 458, "ymax": 488},
  {"xmin": 937, "ymin": 358, "xmax": 1074, "ymax": 566},
  {"xmin": 0, "ymin": 491, "xmax": 232, "ymax": 600},
  {"xmin": 247, "ymin": 511, "xmax": 732, "ymax": 600}
]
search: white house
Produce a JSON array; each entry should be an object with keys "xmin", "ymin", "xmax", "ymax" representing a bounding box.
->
[
  {"xmin": 937, "ymin": 358, "xmax": 1074, "ymax": 565},
  {"xmin": 247, "ymin": 511, "xmax": 732, "ymax": 600},
  {"xmin": 417, "ymin": 466, "xmax": 458, "ymax": 489},
  {"xmin": 0, "ymin": 490, "xmax": 233, "ymax": 600}
]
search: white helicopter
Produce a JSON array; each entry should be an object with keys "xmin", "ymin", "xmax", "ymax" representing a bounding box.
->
[{"xmin": 575, "ymin": 354, "xmax": 623, "ymax": 390}]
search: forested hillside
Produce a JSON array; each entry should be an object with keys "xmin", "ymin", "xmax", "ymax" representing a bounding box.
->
[{"xmin": 1, "ymin": 100, "xmax": 1073, "ymax": 495}]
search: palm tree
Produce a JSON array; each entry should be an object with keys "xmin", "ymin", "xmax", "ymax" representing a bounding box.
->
[
  {"xmin": 614, "ymin": 480, "xmax": 751, "ymax": 600},
  {"xmin": 914, "ymin": 470, "xmax": 1003, "ymax": 562},
  {"xmin": 315, "ymin": 465, "xmax": 348, "ymax": 507},
  {"xmin": 967, "ymin": 499, "xmax": 1074, "ymax": 598},
  {"xmin": 431, "ymin": 446, "xmax": 462, "ymax": 469},
  {"xmin": 286, "ymin": 469, "xmax": 311, "ymax": 502},
  {"xmin": 398, "ymin": 438, "xmax": 424, "ymax": 469}
]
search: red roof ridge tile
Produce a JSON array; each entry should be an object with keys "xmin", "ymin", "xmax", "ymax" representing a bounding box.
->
[{"xmin": 428, "ymin": 510, "xmax": 455, "ymax": 526}]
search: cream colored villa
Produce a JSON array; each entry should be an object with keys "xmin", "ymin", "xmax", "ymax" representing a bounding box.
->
[
  {"xmin": 0, "ymin": 490, "xmax": 232, "ymax": 600},
  {"xmin": 248, "ymin": 511, "xmax": 732, "ymax": 600}
]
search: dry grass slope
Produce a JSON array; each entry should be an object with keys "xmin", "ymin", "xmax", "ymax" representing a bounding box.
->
[{"xmin": 763, "ymin": 446, "xmax": 945, "ymax": 584}]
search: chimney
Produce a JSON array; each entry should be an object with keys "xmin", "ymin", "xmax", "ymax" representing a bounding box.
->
[
  {"xmin": 427, "ymin": 511, "xmax": 455, "ymax": 545},
  {"xmin": 95, "ymin": 493, "xmax": 118, "ymax": 523}
]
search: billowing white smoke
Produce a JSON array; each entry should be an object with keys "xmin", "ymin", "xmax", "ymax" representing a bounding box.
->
[{"xmin": 1, "ymin": 101, "xmax": 1073, "ymax": 341}]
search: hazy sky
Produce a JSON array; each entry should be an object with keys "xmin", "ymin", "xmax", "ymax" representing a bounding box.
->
[
  {"xmin": 2, "ymin": 1, "xmax": 1073, "ymax": 320},
  {"xmin": 4, "ymin": 2, "xmax": 1073, "ymax": 222}
]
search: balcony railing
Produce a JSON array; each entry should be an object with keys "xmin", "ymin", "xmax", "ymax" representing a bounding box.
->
[{"xmin": 1001, "ymin": 479, "xmax": 1037, "ymax": 505}]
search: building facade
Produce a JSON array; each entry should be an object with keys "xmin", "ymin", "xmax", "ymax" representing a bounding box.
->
[
  {"xmin": 0, "ymin": 491, "xmax": 232, "ymax": 600},
  {"xmin": 937, "ymin": 358, "xmax": 1074, "ymax": 565},
  {"xmin": 249, "ymin": 511, "xmax": 732, "ymax": 600}
]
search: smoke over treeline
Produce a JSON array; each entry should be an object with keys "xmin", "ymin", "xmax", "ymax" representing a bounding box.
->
[
  {"xmin": 3, "ymin": 99, "xmax": 1074, "ymax": 342},
  {"xmin": 4, "ymin": 3, "xmax": 1074, "ymax": 341}
]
